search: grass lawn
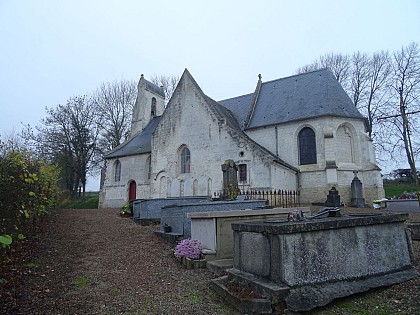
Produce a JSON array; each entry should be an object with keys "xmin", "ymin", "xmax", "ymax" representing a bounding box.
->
[
  {"xmin": 383, "ymin": 181, "xmax": 419, "ymax": 198},
  {"xmin": 60, "ymin": 192, "xmax": 99, "ymax": 209}
]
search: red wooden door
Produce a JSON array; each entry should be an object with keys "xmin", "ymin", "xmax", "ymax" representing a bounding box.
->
[{"xmin": 129, "ymin": 181, "xmax": 137, "ymax": 200}]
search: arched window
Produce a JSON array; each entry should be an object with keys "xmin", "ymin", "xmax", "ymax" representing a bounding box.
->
[
  {"xmin": 193, "ymin": 179, "xmax": 198, "ymax": 196},
  {"xmin": 151, "ymin": 97, "xmax": 157, "ymax": 117},
  {"xmin": 146, "ymin": 155, "xmax": 152, "ymax": 179},
  {"xmin": 298, "ymin": 127, "xmax": 317, "ymax": 165},
  {"xmin": 238, "ymin": 164, "xmax": 247, "ymax": 182},
  {"xmin": 115, "ymin": 160, "xmax": 121, "ymax": 181},
  {"xmin": 336, "ymin": 125, "xmax": 354, "ymax": 163},
  {"xmin": 180, "ymin": 146, "xmax": 191, "ymax": 174},
  {"xmin": 207, "ymin": 178, "xmax": 212, "ymax": 197}
]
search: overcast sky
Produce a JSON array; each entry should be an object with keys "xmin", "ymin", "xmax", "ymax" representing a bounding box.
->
[{"xmin": 1, "ymin": 0, "xmax": 419, "ymax": 190}]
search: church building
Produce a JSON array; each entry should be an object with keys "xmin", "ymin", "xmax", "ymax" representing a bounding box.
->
[{"xmin": 99, "ymin": 68, "xmax": 384, "ymax": 208}]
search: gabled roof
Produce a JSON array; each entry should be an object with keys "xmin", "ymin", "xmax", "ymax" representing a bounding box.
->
[
  {"xmin": 180, "ymin": 69, "xmax": 297, "ymax": 171},
  {"xmin": 217, "ymin": 93, "xmax": 253, "ymax": 128},
  {"xmin": 179, "ymin": 69, "xmax": 246, "ymax": 136},
  {"xmin": 144, "ymin": 79, "xmax": 165, "ymax": 98},
  {"xmin": 104, "ymin": 116, "xmax": 160, "ymax": 159},
  {"xmin": 219, "ymin": 69, "xmax": 364, "ymax": 130}
]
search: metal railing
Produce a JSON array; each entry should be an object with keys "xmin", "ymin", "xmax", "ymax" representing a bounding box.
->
[{"xmin": 214, "ymin": 189, "xmax": 300, "ymax": 208}]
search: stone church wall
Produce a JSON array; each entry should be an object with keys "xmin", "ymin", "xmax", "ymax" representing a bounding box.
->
[
  {"xmin": 100, "ymin": 70, "xmax": 384, "ymax": 208},
  {"xmin": 100, "ymin": 154, "xmax": 151, "ymax": 208},
  {"xmin": 246, "ymin": 116, "xmax": 384, "ymax": 205},
  {"xmin": 150, "ymin": 75, "xmax": 297, "ymax": 199}
]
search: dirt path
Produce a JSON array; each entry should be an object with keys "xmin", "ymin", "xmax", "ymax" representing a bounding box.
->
[
  {"xmin": 2, "ymin": 208, "xmax": 420, "ymax": 314},
  {"xmin": 1, "ymin": 209, "xmax": 238, "ymax": 315}
]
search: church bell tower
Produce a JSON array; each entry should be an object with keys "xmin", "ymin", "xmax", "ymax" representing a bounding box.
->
[{"xmin": 130, "ymin": 74, "xmax": 166, "ymax": 135}]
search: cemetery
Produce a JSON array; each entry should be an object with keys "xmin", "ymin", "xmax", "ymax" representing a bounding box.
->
[
  {"xmin": 213, "ymin": 211, "xmax": 416, "ymax": 312},
  {"xmin": 126, "ymin": 160, "xmax": 418, "ymax": 313},
  {"xmin": 95, "ymin": 65, "xmax": 417, "ymax": 312}
]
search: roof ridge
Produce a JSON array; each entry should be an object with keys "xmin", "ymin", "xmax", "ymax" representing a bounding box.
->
[
  {"xmin": 104, "ymin": 116, "xmax": 161, "ymax": 158},
  {"xmin": 144, "ymin": 79, "xmax": 165, "ymax": 98},
  {"xmin": 183, "ymin": 69, "xmax": 239, "ymax": 127},
  {"xmin": 182, "ymin": 68, "xmax": 207, "ymax": 96},
  {"xmin": 218, "ymin": 92, "xmax": 253, "ymax": 103},
  {"xmin": 243, "ymin": 74, "xmax": 263, "ymax": 129},
  {"xmin": 260, "ymin": 68, "xmax": 331, "ymax": 85},
  {"xmin": 219, "ymin": 69, "xmax": 332, "ymax": 102}
]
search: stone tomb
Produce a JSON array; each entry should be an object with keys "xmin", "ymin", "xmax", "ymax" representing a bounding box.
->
[
  {"xmin": 218, "ymin": 213, "xmax": 416, "ymax": 312},
  {"xmin": 189, "ymin": 207, "xmax": 309, "ymax": 260},
  {"xmin": 132, "ymin": 196, "xmax": 209, "ymax": 224},
  {"xmin": 156, "ymin": 199, "xmax": 267, "ymax": 241}
]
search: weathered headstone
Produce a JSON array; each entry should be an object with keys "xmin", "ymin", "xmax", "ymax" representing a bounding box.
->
[
  {"xmin": 351, "ymin": 171, "xmax": 367, "ymax": 208},
  {"xmin": 221, "ymin": 160, "xmax": 239, "ymax": 199},
  {"xmin": 325, "ymin": 186, "xmax": 340, "ymax": 207},
  {"xmin": 221, "ymin": 160, "xmax": 238, "ymax": 190}
]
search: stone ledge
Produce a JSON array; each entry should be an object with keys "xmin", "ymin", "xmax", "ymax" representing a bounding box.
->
[
  {"xmin": 153, "ymin": 231, "xmax": 182, "ymax": 246},
  {"xmin": 187, "ymin": 207, "xmax": 308, "ymax": 219},
  {"xmin": 210, "ymin": 276, "xmax": 273, "ymax": 314},
  {"xmin": 285, "ymin": 268, "xmax": 417, "ymax": 312},
  {"xmin": 232, "ymin": 213, "xmax": 409, "ymax": 234},
  {"xmin": 408, "ymin": 222, "xmax": 420, "ymax": 240},
  {"xmin": 228, "ymin": 268, "xmax": 290, "ymax": 302},
  {"xmin": 207, "ymin": 259, "xmax": 233, "ymax": 276},
  {"xmin": 220, "ymin": 267, "xmax": 417, "ymax": 313}
]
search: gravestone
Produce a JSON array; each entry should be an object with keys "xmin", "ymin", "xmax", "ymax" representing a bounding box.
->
[
  {"xmin": 325, "ymin": 186, "xmax": 340, "ymax": 207},
  {"xmin": 221, "ymin": 160, "xmax": 240, "ymax": 199},
  {"xmin": 351, "ymin": 171, "xmax": 367, "ymax": 208},
  {"xmin": 221, "ymin": 160, "xmax": 238, "ymax": 190}
]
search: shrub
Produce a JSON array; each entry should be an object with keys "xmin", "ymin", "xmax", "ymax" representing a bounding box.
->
[
  {"xmin": 119, "ymin": 203, "xmax": 132, "ymax": 216},
  {"xmin": 0, "ymin": 139, "xmax": 59, "ymax": 258}
]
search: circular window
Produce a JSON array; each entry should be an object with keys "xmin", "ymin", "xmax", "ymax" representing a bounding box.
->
[{"xmin": 239, "ymin": 151, "xmax": 245, "ymax": 157}]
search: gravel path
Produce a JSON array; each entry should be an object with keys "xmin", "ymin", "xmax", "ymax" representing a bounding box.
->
[
  {"xmin": 1, "ymin": 208, "xmax": 239, "ymax": 315},
  {"xmin": 1, "ymin": 208, "xmax": 419, "ymax": 314}
]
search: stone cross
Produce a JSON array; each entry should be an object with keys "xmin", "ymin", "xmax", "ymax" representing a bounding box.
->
[
  {"xmin": 221, "ymin": 160, "xmax": 239, "ymax": 191},
  {"xmin": 351, "ymin": 171, "xmax": 367, "ymax": 207}
]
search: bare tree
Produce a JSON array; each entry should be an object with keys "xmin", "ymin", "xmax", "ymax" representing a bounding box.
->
[
  {"xmin": 364, "ymin": 51, "xmax": 392, "ymax": 138},
  {"xmin": 150, "ymin": 74, "xmax": 180, "ymax": 102},
  {"xmin": 37, "ymin": 96, "xmax": 100, "ymax": 196},
  {"xmin": 296, "ymin": 44, "xmax": 420, "ymax": 178},
  {"xmin": 296, "ymin": 61, "xmax": 321, "ymax": 74},
  {"xmin": 350, "ymin": 51, "xmax": 370, "ymax": 109},
  {"xmin": 319, "ymin": 52, "xmax": 351, "ymax": 88},
  {"xmin": 92, "ymin": 79, "xmax": 137, "ymax": 153},
  {"xmin": 297, "ymin": 52, "xmax": 351, "ymax": 89},
  {"xmin": 0, "ymin": 128, "xmax": 27, "ymax": 151},
  {"xmin": 297, "ymin": 50, "xmax": 393, "ymax": 139},
  {"xmin": 388, "ymin": 42, "xmax": 420, "ymax": 186}
]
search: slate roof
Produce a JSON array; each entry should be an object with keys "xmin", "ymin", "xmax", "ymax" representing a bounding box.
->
[
  {"xmin": 104, "ymin": 116, "xmax": 160, "ymax": 159},
  {"xmin": 182, "ymin": 69, "xmax": 297, "ymax": 171},
  {"xmin": 219, "ymin": 69, "xmax": 364, "ymax": 130},
  {"xmin": 144, "ymin": 79, "xmax": 165, "ymax": 98},
  {"xmin": 217, "ymin": 93, "xmax": 253, "ymax": 128},
  {"xmin": 204, "ymin": 93, "xmax": 297, "ymax": 171},
  {"xmin": 145, "ymin": 79, "xmax": 165, "ymax": 98}
]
